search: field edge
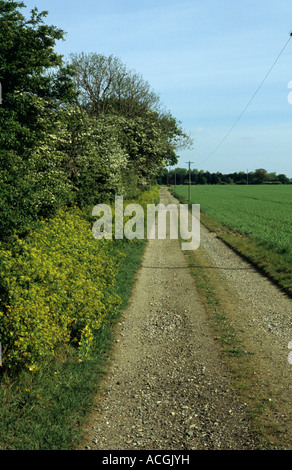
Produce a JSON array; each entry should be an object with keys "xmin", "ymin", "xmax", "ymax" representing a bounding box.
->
[{"xmin": 171, "ymin": 187, "xmax": 292, "ymax": 298}]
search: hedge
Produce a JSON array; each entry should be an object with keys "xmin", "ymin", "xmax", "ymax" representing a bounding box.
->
[{"xmin": 0, "ymin": 186, "xmax": 159, "ymax": 371}]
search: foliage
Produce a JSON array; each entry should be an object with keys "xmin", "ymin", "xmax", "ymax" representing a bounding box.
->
[
  {"xmin": 0, "ymin": 186, "xmax": 159, "ymax": 371},
  {"xmin": 161, "ymin": 167, "xmax": 291, "ymax": 185},
  {"xmin": 0, "ymin": 207, "xmax": 123, "ymax": 370},
  {"xmin": 54, "ymin": 106, "xmax": 129, "ymax": 205},
  {"xmin": 69, "ymin": 52, "xmax": 161, "ymax": 119},
  {"xmin": 0, "ymin": 199, "xmax": 157, "ymax": 451},
  {"xmin": 0, "ymin": 2, "xmax": 190, "ymax": 241},
  {"xmin": 68, "ymin": 52, "xmax": 192, "ymax": 181},
  {"xmin": 0, "ymin": 0, "xmax": 184, "ymax": 371},
  {"xmin": 0, "ymin": 0, "xmax": 75, "ymax": 151},
  {"xmin": 0, "ymin": 0, "xmax": 76, "ymax": 240}
]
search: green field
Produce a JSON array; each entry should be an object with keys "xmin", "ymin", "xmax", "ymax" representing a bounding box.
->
[{"xmin": 172, "ymin": 184, "xmax": 292, "ymax": 295}]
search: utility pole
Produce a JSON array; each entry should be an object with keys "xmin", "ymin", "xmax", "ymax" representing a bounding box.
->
[{"xmin": 186, "ymin": 161, "xmax": 194, "ymax": 202}]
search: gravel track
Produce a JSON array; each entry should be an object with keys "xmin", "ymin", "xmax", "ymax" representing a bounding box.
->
[{"xmin": 80, "ymin": 188, "xmax": 292, "ymax": 451}]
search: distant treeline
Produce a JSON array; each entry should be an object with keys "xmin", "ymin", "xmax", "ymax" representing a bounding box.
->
[{"xmin": 159, "ymin": 167, "xmax": 291, "ymax": 185}]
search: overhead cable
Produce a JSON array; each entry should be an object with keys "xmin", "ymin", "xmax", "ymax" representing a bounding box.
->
[{"xmin": 197, "ymin": 33, "xmax": 292, "ymax": 166}]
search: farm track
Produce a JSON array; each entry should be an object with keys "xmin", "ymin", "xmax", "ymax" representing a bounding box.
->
[{"xmin": 79, "ymin": 187, "xmax": 292, "ymax": 451}]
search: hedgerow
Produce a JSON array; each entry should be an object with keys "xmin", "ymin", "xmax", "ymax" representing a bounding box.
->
[
  {"xmin": 0, "ymin": 186, "xmax": 159, "ymax": 371},
  {"xmin": 0, "ymin": 207, "xmax": 122, "ymax": 370}
]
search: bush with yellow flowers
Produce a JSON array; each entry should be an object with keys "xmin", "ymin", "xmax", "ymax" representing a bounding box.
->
[
  {"xmin": 0, "ymin": 207, "xmax": 123, "ymax": 370},
  {"xmin": 0, "ymin": 186, "xmax": 159, "ymax": 371}
]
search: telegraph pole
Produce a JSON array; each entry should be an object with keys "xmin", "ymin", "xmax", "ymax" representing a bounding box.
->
[{"xmin": 186, "ymin": 161, "xmax": 194, "ymax": 201}]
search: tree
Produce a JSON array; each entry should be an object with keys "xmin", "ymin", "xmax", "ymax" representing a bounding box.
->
[
  {"xmin": 55, "ymin": 107, "xmax": 129, "ymax": 205},
  {"xmin": 253, "ymin": 168, "xmax": 267, "ymax": 184},
  {"xmin": 277, "ymin": 174, "xmax": 290, "ymax": 184},
  {"xmin": 0, "ymin": 1, "xmax": 75, "ymax": 150},
  {"xmin": 266, "ymin": 172, "xmax": 277, "ymax": 183},
  {"xmin": 69, "ymin": 52, "xmax": 160, "ymax": 119},
  {"xmin": 191, "ymin": 169, "xmax": 199, "ymax": 184},
  {"xmin": 173, "ymin": 168, "xmax": 188, "ymax": 185},
  {"xmin": 68, "ymin": 52, "xmax": 192, "ymax": 188},
  {"xmin": 0, "ymin": 0, "xmax": 76, "ymax": 239},
  {"xmin": 210, "ymin": 172, "xmax": 222, "ymax": 184}
]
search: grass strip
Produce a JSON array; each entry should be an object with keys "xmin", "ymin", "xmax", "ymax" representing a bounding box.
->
[{"xmin": 184, "ymin": 245, "xmax": 288, "ymax": 449}]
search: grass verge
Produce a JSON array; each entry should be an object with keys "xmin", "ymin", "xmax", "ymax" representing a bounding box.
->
[{"xmin": 184, "ymin": 243, "xmax": 287, "ymax": 449}]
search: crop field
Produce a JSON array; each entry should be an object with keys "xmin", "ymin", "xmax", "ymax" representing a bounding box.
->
[{"xmin": 172, "ymin": 184, "xmax": 292, "ymax": 294}]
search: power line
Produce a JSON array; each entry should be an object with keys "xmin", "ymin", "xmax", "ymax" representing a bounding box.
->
[{"xmin": 197, "ymin": 33, "xmax": 292, "ymax": 166}]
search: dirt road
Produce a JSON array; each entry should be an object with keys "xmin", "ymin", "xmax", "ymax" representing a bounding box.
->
[{"xmin": 80, "ymin": 188, "xmax": 292, "ymax": 450}]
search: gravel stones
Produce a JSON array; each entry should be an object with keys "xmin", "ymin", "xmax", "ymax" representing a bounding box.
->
[{"xmin": 82, "ymin": 190, "xmax": 292, "ymax": 450}]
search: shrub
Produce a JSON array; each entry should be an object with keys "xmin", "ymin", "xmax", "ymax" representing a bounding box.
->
[
  {"xmin": 0, "ymin": 207, "xmax": 122, "ymax": 370},
  {"xmin": 0, "ymin": 186, "xmax": 160, "ymax": 371}
]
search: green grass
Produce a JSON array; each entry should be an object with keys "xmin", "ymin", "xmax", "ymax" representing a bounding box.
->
[
  {"xmin": 0, "ymin": 238, "xmax": 146, "ymax": 450},
  {"xmin": 172, "ymin": 184, "xmax": 292, "ymax": 296}
]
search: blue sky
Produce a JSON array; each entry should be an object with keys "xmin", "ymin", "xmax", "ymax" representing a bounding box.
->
[{"xmin": 22, "ymin": 0, "xmax": 292, "ymax": 177}]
